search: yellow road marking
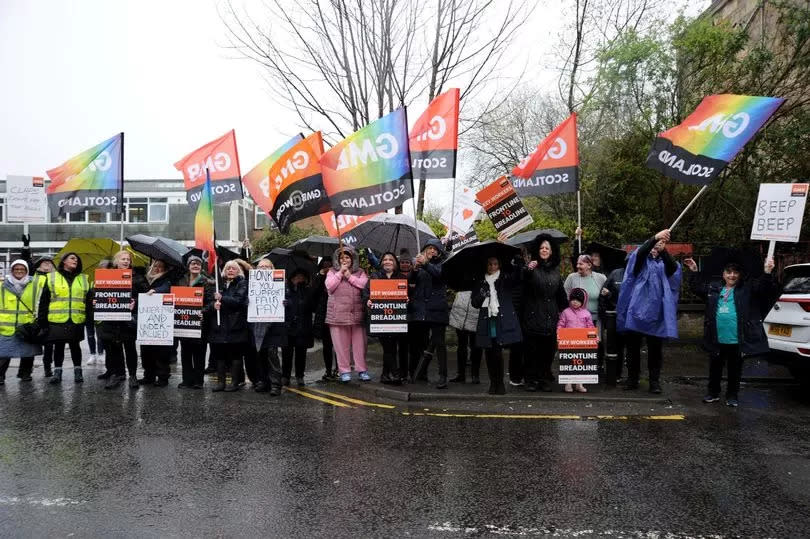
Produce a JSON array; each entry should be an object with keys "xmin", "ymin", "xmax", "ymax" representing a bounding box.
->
[
  {"xmin": 304, "ymin": 388, "xmax": 396, "ymax": 409},
  {"xmin": 284, "ymin": 387, "xmax": 353, "ymax": 408},
  {"xmin": 401, "ymin": 412, "xmax": 686, "ymax": 421}
]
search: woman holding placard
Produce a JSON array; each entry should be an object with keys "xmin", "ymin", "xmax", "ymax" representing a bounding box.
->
[
  {"xmin": 326, "ymin": 246, "xmax": 369, "ymax": 383},
  {"xmin": 208, "ymin": 260, "xmax": 250, "ymax": 392},
  {"xmin": 176, "ymin": 255, "xmax": 214, "ymax": 389},
  {"xmin": 138, "ymin": 259, "xmax": 176, "ymax": 387}
]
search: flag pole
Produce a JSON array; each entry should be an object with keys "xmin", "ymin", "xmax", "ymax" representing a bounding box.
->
[
  {"xmin": 669, "ymin": 185, "xmax": 709, "ymax": 231},
  {"xmin": 119, "ymin": 131, "xmax": 125, "ymax": 246},
  {"xmin": 335, "ymin": 214, "xmax": 343, "ymax": 249},
  {"xmin": 767, "ymin": 240, "xmax": 776, "ymax": 264},
  {"xmin": 447, "ymin": 176, "xmax": 457, "ymax": 252},
  {"xmin": 241, "ymin": 201, "xmax": 251, "ymax": 259},
  {"xmin": 411, "ymin": 179, "xmax": 421, "ymax": 254},
  {"xmin": 576, "ymin": 189, "xmax": 582, "ymax": 252},
  {"xmin": 206, "ymin": 167, "xmax": 221, "ymax": 326}
]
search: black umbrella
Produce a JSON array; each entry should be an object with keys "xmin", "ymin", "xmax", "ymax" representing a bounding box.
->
[
  {"xmin": 442, "ymin": 241, "xmax": 521, "ymax": 291},
  {"xmin": 351, "ymin": 213, "xmax": 436, "ymax": 255},
  {"xmin": 288, "ymin": 235, "xmax": 340, "ymax": 259},
  {"xmin": 126, "ymin": 234, "xmax": 189, "ymax": 266},
  {"xmin": 507, "ymin": 229, "xmax": 568, "ymax": 249},
  {"xmin": 700, "ymin": 247, "xmax": 763, "ymax": 280},
  {"xmin": 582, "ymin": 241, "xmax": 628, "ymax": 274},
  {"xmin": 256, "ymin": 248, "xmax": 317, "ymax": 276}
]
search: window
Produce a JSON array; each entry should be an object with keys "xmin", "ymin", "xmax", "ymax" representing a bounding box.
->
[
  {"xmin": 254, "ymin": 206, "xmax": 271, "ymax": 229},
  {"xmin": 0, "ymin": 197, "xmax": 4, "ymax": 222},
  {"xmin": 148, "ymin": 198, "xmax": 168, "ymax": 222},
  {"xmin": 87, "ymin": 211, "xmax": 106, "ymax": 223},
  {"xmin": 128, "ymin": 198, "xmax": 148, "ymax": 223},
  {"xmin": 68, "ymin": 211, "xmax": 87, "ymax": 223}
]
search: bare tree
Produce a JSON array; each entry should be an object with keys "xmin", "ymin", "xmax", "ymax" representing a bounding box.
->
[{"xmin": 221, "ymin": 0, "xmax": 531, "ymax": 217}]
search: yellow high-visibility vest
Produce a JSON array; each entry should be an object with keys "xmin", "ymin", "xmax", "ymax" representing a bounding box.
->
[
  {"xmin": 0, "ymin": 281, "xmax": 39, "ymax": 336},
  {"xmin": 46, "ymin": 272, "xmax": 89, "ymax": 324}
]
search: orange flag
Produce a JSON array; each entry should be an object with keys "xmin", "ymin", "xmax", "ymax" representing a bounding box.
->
[
  {"xmin": 174, "ymin": 129, "xmax": 242, "ymax": 206},
  {"xmin": 511, "ymin": 113, "xmax": 579, "ymax": 196},
  {"xmin": 409, "ymin": 88, "xmax": 459, "ymax": 180}
]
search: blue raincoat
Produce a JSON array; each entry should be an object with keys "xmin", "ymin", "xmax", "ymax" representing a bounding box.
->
[{"xmin": 616, "ymin": 248, "xmax": 681, "ymax": 339}]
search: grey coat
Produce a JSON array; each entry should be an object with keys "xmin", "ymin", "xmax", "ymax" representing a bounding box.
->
[{"xmin": 449, "ymin": 291, "xmax": 479, "ymax": 333}]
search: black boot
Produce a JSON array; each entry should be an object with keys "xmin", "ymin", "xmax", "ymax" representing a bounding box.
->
[
  {"xmin": 49, "ymin": 367, "xmax": 63, "ymax": 384},
  {"xmin": 74, "ymin": 367, "xmax": 83, "ymax": 383},
  {"xmin": 212, "ymin": 360, "xmax": 227, "ymax": 392},
  {"xmin": 224, "ymin": 361, "xmax": 240, "ymax": 392}
]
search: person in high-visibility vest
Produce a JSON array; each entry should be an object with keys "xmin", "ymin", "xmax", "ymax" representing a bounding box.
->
[
  {"xmin": 32, "ymin": 256, "xmax": 56, "ymax": 377},
  {"xmin": 0, "ymin": 260, "xmax": 43, "ymax": 384},
  {"xmin": 37, "ymin": 252, "xmax": 92, "ymax": 384}
]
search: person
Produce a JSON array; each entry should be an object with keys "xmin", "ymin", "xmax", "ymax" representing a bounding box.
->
[
  {"xmin": 176, "ymin": 255, "xmax": 214, "ymax": 389},
  {"xmin": 557, "ymin": 288, "xmax": 594, "ymax": 393},
  {"xmin": 0, "ymin": 260, "xmax": 43, "ymax": 384},
  {"xmin": 312, "ymin": 257, "xmax": 336, "ymax": 381},
  {"xmin": 282, "ymin": 268, "xmax": 316, "ymax": 386},
  {"xmin": 32, "ymin": 256, "xmax": 55, "ymax": 378},
  {"xmin": 448, "ymin": 290, "xmax": 482, "ymax": 384},
  {"xmin": 325, "ymin": 245, "xmax": 370, "ymax": 383},
  {"xmin": 508, "ymin": 246, "xmax": 529, "ymax": 386},
  {"xmin": 138, "ymin": 259, "xmax": 177, "ymax": 387},
  {"xmin": 38, "ymin": 253, "xmax": 92, "ymax": 384},
  {"xmin": 398, "ymin": 249, "xmax": 413, "ymax": 278},
  {"xmin": 363, "ymin": 251, "xmax": 409, "ymax": 385},
  {"xmin": 564, "ymin": 254, "xmax": 607, "ymax": 327},
  {"xmin": 522, "ymin": 235, "xmax": 568, "ymax": 392},
  {"xmin": 684, "ymin": 256, "xmax": 775, "ymax": 407},
  {"xmin": 208, "ymin": 260, "xmax": 249, "ymax": 392},
  {"xmin": 471, "ymin": 254, "xmax": 523, "ymax": 395},
  {"xmin": 95, "ymin": 253, "xmax": 138, "ymax": 389},
  {"xmin": 616, "ymin": 229, "xmax": 681, "ymax": 394},
  {"xmin": 599, "ymin": 259, "xmax": 628, "ymax": 382},
  {"xmin": 409, "ymin": 239, "xmax": 449, "ymax": 389},
  {"xmin": 251, "ymin": 257, "xmax": 285, "ymax": 395}
]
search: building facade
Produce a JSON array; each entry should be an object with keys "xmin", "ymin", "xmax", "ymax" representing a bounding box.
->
[{"xmin": 0, "ymin": 178, "xmax": 266, "ymax": 271}]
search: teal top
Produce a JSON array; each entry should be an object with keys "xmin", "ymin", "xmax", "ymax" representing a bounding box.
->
[{"xmin": 716, "ymin": 287, "xmax": 738, "ymax": 344}]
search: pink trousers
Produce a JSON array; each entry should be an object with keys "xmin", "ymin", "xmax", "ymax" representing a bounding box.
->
[{"xmin": 329, "ymin": 324, "xmax": 368, "ymax": 374}]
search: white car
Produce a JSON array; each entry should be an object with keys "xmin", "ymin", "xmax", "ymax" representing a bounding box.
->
[{"xmin": 764, "ymin": 263, "xmax": 810, "ymax": 384}]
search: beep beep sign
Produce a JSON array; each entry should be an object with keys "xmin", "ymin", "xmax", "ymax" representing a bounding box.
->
[{"xmin": 750, "ymin": 183, "xmax": 808, "ymax": 243}]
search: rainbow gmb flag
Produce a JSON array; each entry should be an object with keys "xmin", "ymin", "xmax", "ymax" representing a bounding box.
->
[
  {"xmin": 46, "ymin": 132, "xmax": 124, "ymax": 217},
  {"xmin": 242, "ymin": 134, "xmax": 304, "ymax": 221},
  {"xmin": 195, "ymin": 170, "xmax": 217, "ymax": 274},
  {"xmin": 321, "ymin": 107, "xmax": 413, "ymax": 216},
  {"xmin": 646, "ymin": 94, "xmax": 784, "ymax": 185}
]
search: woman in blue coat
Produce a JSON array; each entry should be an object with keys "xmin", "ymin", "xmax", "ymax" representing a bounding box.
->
[
  {"xmin": 471, "ymin": 255, "xmax": 523, "ymax": 395},
  {"xmin": 684, "ymin": 256, "xmax": 775, "ymax": 407}
]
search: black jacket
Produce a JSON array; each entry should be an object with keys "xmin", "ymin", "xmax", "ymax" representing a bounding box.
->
[
  {"xmin": 598, "ymin": 267, "xmax": 625, "ymax": 319},
  {"xmin": 409, "ymin": 256, "xmax": 449, "ymax": 324},
  {"xmin": 688, "ymin": 272, "xmax": 775, "ymax": 357},
  {"xmin": 311, "ymin": 272, "xmax": 329, "ymax": 339},
  {"xmin": 471, "ymin": 265, "xmax": 523, "ymax": 348},
  {"xmin": 285, "ymin": 280, "xmax": 316, "ymax": 348},
  {"xmin": 206, "ymin": 276, "xmax": 249, "ymax": 344},
  {"xmin": 522, "ymin": 239, "xmax": 568, "ymax": 337}
]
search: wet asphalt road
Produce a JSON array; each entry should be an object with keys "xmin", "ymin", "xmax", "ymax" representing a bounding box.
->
[{"xmin": 1, "ymin": 361, "xmax": 809, "ymax": 538}]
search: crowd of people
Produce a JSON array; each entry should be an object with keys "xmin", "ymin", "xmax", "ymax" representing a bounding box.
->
[{"xmin": 0, "ymin": 227, "xmax": 775, "ymax": 406}]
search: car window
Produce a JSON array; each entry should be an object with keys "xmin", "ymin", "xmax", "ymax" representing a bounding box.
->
[{"xmin": 783, "ymin": 267, "xmax": 810, "ymax": 294}]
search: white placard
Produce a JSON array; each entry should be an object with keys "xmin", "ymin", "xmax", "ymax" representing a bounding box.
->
[
  {"xmin": 248, "ymin": 269, "xmax": 286, "ymax": 322},
  {"xmin": 750, "ymin": 183, "xmax": 808, "ymax": 242},
  {"xmin": 439, "ymin": 186, "xmax": 481, "ymax": 234},
  {"xmin": 6, "ymin": 175, "xmax": 47, "ymax": 223},
  {"xmin": 136, "ymin": 293, "xmax": 175, "ymax": 345}
]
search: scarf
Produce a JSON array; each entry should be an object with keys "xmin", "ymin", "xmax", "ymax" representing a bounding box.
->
[
  {"xmin": 4, "ymin": 274, "xmax": 31, "ymax": 296},
  {"xmin": 146, "ymin": 270, "xmax": 167, "ymax": 286},
  {"xmin": 482, "ymin": 270, "xmax": 500, "ymax": 318}
]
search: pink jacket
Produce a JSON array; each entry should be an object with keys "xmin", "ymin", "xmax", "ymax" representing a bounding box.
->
[
  {"xmin": 557, "ymin": 306, "xmax": 595, "ymax": 329},
  {"xmin": 325, "ymin": 268, "xmax": 369, "ymax": 326}
]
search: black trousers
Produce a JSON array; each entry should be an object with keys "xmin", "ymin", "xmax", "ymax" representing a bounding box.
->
[
  {"xmin": 282, "ymin": 346, "xmax": 308, "ymax": 379},
  {"xmin": 42, "ymin": 343, "xmax": 53, "ymax": 370},
  {"xmin": 0, "ymin": 357, "xmax": 34, "ymax": 378},
  {"xmin": 454, "ymin": 329, "xmax": 482, "ymax": 378},
  {"xmin": 141, "ymin": 345, "xmax": 172, "ymax": 381},
  {"xmin": 180, "ymin": 339, "xmax": 207, "ymax": 386},
  {"xmin": 243, "ymin": 343, "xmax": 258, "ymax": 384},
  {"xmin": 102, "ymin": 340, "xmax": 126, "ymax": 376},
  {"xmin": 123, "ymin": 339, "xmax": 138, "ymax": 377},
  {"xmin": 709, "ymin": 343, "xmax": 743, "ymax": 399},
  {"xmin": 54, "ymin": 340, "xmax": 82, "ymax": 368},
  {"xmin": 320, "ymin": 332, "xmax": 334, "ymax": 373},
  {"xmin": 484, "ymin": 344, "xmax": 505, "ymax": 390},
  {"xmin": 509, "ymin": 341, "xmax": 524, "ymax": 382},
  {"xmin": 523, "ymin": 334, "xmax": 556, "ymax": 383},
  {"xmin": 410, "ymin": 322, "xmax": 447, "ymax": 379},
  {"xmin": 258, "ymin": 346, "xmax": 282, "ymax": 388},
  {"xmin": 379, "ymin": 333, "xmax": 408, "ymax": 379},
  {"xmin": 625, "ymin": 331, "xmax": 663, "ymax": 384}
]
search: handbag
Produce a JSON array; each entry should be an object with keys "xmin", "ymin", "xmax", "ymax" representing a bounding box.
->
[{"xmin": 15, "ymin": 320, "xmax": 47, "ymax": 344}]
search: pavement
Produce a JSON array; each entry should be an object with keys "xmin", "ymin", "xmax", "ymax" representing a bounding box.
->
[{"xmin": 1, "ymin": 340, "xmax": 809, "ymax": 537}]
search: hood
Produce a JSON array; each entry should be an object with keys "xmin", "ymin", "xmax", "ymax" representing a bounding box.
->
[
  {"xmin": 57, "ymin": 252, "xmax": 84, "ymax": 274},
  {"xmin": 531, "ymin": 234, "xmax": 561, "ymax": 268},
  {"xmin": 331, "ymin": 245, "xmax": 360, "ymax": 273},
  {"xmin": 569, "ymin": 287, "xmax": 588, "ymax": 307},
  {"xmin": 422, "ymin": 238, "xmax": 445, "ymax": 261}
]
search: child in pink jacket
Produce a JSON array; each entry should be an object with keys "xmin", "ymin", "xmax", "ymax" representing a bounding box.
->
[{"xmin": 557, "ymin": 288, "xmax": 594, "ymax": 393}]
